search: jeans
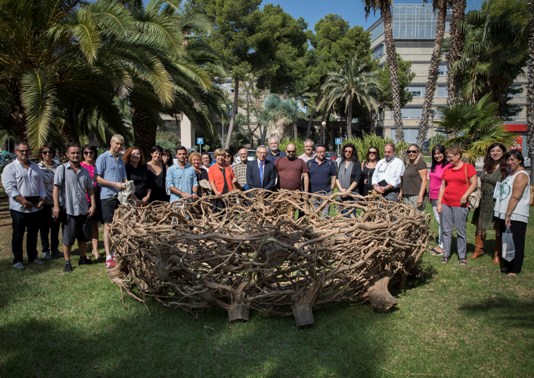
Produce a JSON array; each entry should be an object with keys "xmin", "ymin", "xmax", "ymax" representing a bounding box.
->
[
  {"xmin": 11, "ymin": 209, "xmax": 41, "ymax": 264},
  {"xmin": 430, "ymin": 199, "xmax": 443, "ymax": 248}
]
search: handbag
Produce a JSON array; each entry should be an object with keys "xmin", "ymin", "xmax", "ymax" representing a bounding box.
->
[{"xmin": 464, "ymin": 164, "xmax": 481, "ymax": 209}]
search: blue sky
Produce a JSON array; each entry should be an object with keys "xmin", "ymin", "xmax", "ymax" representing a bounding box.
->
[{"xmin": 262, "ymin": 0, "xmax": 484, "ymax": 30}]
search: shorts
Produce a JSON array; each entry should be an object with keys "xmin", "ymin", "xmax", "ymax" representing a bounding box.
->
[
  {"xmin": 62, "ymin": 214, "xmax": 90, "ymax": 246},
  {"xmin": 101, "ymin": 197, "xmax": 120, "ymax": 224}
]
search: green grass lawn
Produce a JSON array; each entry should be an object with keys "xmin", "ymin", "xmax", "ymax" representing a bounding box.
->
[{"xmin": 0, "ymin": 197, "xmax": 533, "ymax": 377}]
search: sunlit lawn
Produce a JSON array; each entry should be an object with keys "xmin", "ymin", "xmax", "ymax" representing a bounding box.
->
[{"xmin": 0, "ymin": 194, "xmax": 533, "ymax": 377}]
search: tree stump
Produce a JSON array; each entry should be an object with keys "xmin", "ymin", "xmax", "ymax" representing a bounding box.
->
[{"xmin": 367, "ymin": 276, "xmax": 398, "ymax": 313}]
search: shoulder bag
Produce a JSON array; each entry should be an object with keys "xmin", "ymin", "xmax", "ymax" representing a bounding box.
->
[{"xmin": 464, "ymin": 164, "xmax": 481, "ymax": 209}]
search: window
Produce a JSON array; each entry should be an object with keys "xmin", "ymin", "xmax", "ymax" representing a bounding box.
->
[
  {"xmin": 436, "ymin": 86, "xmax": 448, "ymax": 97},
  {"xmin": 407, "ymin": 86, "xmax": 425, "ymax": 98},
  {"xmin": 438, "ymin": 64, "xmax": 447, "ymax": 76},
  {"xmin": 373, "ymin": 44, "xmax": 384, "ymax": 59},
  {"xmin": 401, "ymin": 108, "xmax": 423, "ymax": 119}
]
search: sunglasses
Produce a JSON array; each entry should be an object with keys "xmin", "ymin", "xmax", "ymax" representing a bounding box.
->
[
  {"xmin": 42, "ymin": 150, "xmax": 53, "ymax": 155},
  {"xmin": 17, "ymin": 150, "xmax": 30, "ymax": 153},
  {"xmin": 407, "ymin": 150, "xmax": 418, "ymax": 154},
  {"xmin": 286, "ymin": 150, "xmax": 296, "ymax": 153},
  {"xmin": 368, "ymin": 151, "xmax": 377, "ymax": 155},
  {"xmin": 84, "ymin": 151, "xmax": 94, "ymax": 155}
]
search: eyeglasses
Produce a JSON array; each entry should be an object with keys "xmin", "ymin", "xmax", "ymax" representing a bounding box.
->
[
  {"xmin": 305, "ymin": 146, "xmax": 313, "ymax": 148},
  {"xmin": 286, "ymin": 150, "xmax": 296, "ymax": 153},
  {"xmin": 42, "ymin": 151, "xmax": 53, "ymax": 155},
  {"xmin": 224, "ymin": 154, "xmax": 231, "ymax": 158},
  {"xmin": 407, "ymin": 150, "xmax": 418, "ymax": 154},
  {"xmin": 344, "ymin": 150, "xmax": 353, "ymax": 154},
  {"xmin": 83, "ymin": 151, "xmax": 93, "ymax": 155},
  {"xmin": 17, "ymin": 150, "xmax": 29, "ymax": 153}
]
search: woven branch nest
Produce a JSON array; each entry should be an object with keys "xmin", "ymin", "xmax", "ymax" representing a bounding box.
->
[{"xmin": 108, "ymin": 189, "xmax": 430, "ymax": 326}]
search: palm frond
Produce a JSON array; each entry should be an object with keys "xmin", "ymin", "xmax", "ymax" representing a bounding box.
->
[{"xmin": 20, "ymin": 69, "xmax": 57, "ymax": 148}]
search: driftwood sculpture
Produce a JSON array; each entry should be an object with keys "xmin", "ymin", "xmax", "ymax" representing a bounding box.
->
[{"xmin": 108, "ymin": 190, "xmax": 430, "ymax": 327}]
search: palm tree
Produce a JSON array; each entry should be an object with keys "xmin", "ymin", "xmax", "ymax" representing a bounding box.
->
[
  {"xmin": 0, "ymin": 0, "xmax": 154, "ymax": 148},
  {"xmin": 320, "ymin": 56, "xmax": 378, "ymax": 139},
  {"xmin": 364, "ymin": 0, "xmax": 404, "ymax": 142},
  {"xmin": 436, "ymin": 94, "xmax": 514, "ymax": 163},
  {"xmin": 446, "ymin": 0, "xmax": 466, "ymax": 105},
  {"xmin": 262, "ymin": 94, "xmax": 298, "ymax": 140},
  {"xmin": 417, "ymin": 0, "xmax": 452, "ymax": 147}
]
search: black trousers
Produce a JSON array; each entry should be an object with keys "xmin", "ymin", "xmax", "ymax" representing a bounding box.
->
[
  {"xmin": 11, "ymin": 209, "xmax": 41, "ymax": 264},
  {"xmin": 499, "ymin": 219, "xmax": 528, "ymax": 274},
  {"xmin": 39, "ymin": 204, "xmax": 60, "ymax": 252}
]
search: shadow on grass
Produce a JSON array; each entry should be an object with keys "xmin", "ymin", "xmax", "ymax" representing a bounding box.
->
[
  {"xmin": 458, "ymin": 296, "xmax": 534, "ymax": 332},
  {"xmin": 0, "ymin": 299, "xmax": 390, "ymax": 377}
]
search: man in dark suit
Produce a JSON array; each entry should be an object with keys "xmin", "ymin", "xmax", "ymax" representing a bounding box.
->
[{"xmin": 246, "ymin": 145, "xmax": 277, "ymax": 190}]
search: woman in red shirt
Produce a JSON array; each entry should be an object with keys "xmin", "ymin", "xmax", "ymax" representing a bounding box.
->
[{"xmin": 437, "ymin": 146, "xmax": 478, "ymax": 265}]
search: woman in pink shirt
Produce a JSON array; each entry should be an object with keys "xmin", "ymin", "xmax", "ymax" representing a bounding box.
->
[
  {"xmin": 428, "ymin": 145, "xmax": 450, "ymax": 255},
  {"xmin": 80, "ymin": 145, "xmax": 101, "ymax": 261}
]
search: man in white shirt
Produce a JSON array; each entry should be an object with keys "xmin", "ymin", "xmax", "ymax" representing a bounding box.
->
[
  {"xmin": 1, "ymin": 142, "xmax": 47, "ymax": 270},
  {"xmin": 298, "ymin": 139, "xmax": 316, "ymax": 163},
  {"xmin": 372, "ymin": 143, "xmax": 405, "ymax": 202}
]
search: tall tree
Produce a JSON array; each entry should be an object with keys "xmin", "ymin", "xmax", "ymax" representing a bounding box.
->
[
  {"xmin": 187, "ymin": 0, "xmax": 262, "ymax": 149},
  {"xmin": 446, "ymin": 0, "xmax": 466, "ymax": 104},
  {"xmin": 320, "ymin": 57, "xmax": 378, "ymax": 139},
  {"xmin": 455, "ymin": 1, "xmax": 528, "ymax": 118},
  {"xmin": 375, "ymin": 56, "xmax": 415, "ymax": 135},
  {"xmin": 364, "ymin": 0, "xmax": 405, "ymax": 142},
  {"xmin": 417, "ymin": 0, "xmax": 452, "ymax": 147}
]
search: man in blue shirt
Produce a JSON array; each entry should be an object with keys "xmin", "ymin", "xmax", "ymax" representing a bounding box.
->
[
  {"xmin": 307, "ymin": 144, "xmax": 337, "ymax": 217},
  {"xmin": 166, "ymin": 146, "xmax": 198, "ymax": 203},
  {"xmin": 265, "ymin": 136, "xmax": 286, "ymax": 163},
  {"xmin": 95, "ymin": 134, "xmax": 127, "ymax": 268}
]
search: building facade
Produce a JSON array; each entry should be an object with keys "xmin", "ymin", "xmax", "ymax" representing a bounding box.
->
[{"xmin": 367, "ymin": 2, "xmax": 527, "ymax": 144}]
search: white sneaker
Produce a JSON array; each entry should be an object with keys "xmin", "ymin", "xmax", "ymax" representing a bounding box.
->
[{"xmin": 13, "ymin": 262, "xmax": 25, "ymax": 270}]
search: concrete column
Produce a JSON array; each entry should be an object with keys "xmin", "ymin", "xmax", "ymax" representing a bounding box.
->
[{"xmin": 180, "ymin": 113, "xmax": 194, "ymax": 149}]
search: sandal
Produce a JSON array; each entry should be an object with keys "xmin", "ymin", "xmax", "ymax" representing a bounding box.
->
[
  {"xmin": 459, "ymin": 259, "xmax": 467, "ymax": 266},
  {"xmin": 441, "ymin": 257, "xmax": 449, "ymax": 264},
  {"xmin": 431, "ymin": 246, "xmax": 444, "ymax": 256}
]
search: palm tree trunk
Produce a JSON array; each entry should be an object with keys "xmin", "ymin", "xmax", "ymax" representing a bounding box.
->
[
  {"xmin": 306, "ymin": 112, "xmax": 313, "ymax": 139},
  {"xmin": 133, "ymin": 108, "xmax": 156, "ymax": 156},
  {"xmin": 224, "ymin": 77, "xmax": 239, "ymax": 149},
  {"xmin": 447, "ymin": 0, "xmax": 466, "ymax": 105},
  {"xmin": 527, "ymin": 0, "xmax": 534, "ymax": 184},
  {"xmin": 381, "ymin": 2, "xmax": 404, "ymax": 142},
  {"xmin": 346, "ymin": 99, "xmax": 353, "ymax": 139},
  {"xmin": 417, "ymin": 4, "xmax": 448, "ymax": 147}
]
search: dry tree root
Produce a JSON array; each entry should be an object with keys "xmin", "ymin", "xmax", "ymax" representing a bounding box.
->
[{"xmin": 108, "ymin": 189, "xmax": 430, "ymax": 326}]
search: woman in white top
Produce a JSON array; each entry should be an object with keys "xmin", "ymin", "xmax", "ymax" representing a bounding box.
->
[{"xmin": 493, "ymin": 150, "xmax": 530, "ymax": 276}]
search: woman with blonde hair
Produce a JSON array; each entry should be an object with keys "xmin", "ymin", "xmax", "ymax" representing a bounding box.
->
[
  {"xmin": 400, "ymin": 144, "xmax": 427, "ymax": 211},
  {"xmin": 189, "ymin": 152, "xmax": 209, "ymax": 196},
  {"xmin": 437, "ymin": 146, "xmax": 477, "ymax": 265}
]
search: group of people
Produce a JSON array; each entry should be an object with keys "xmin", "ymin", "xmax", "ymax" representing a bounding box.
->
[
  {"xmin": 428, "ymin": 144, "xmax": 530, "ymax": 276},
  {"xmin": 1, "ymin": 134, "xmax": 530, "ymax": 276}
]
